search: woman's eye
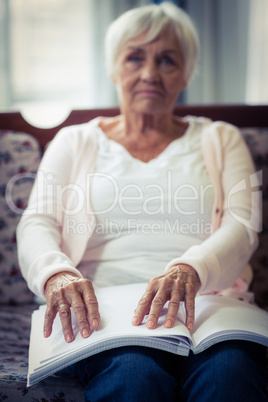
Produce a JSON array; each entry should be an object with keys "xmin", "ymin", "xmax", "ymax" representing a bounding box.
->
[
  {"xmin": 160, "ymin": 57, "xmax": 174, "ymax": 66},
  {"xmin": 127, "ymin": 55, "xmax": 142, "ymax": 63}
]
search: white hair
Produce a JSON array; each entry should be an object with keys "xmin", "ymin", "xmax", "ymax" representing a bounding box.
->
[{"xmin": 105, "ymin": 2, "xmax": 200, "ymax": 83}]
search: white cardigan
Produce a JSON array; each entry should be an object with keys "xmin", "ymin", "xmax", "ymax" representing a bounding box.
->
[{"xmin": 17, "ymin": 117, "xmax": 259, "ymax": 299}]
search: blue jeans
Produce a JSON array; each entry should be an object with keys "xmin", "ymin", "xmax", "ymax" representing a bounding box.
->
[{"xmin": 58, "ymin": 341, "xmax": 267, "ymax": 401}]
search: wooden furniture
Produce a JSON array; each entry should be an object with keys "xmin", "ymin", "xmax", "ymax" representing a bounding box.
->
[{"xmin": 1, "ymin": 104, "xmax": 267, "ymax": 148}]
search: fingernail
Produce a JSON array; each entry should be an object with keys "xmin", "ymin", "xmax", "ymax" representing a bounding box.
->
[
  {"xmin": 147, "ymin": 320, "xmax": 155, "ymax": 329},
  {"xmin": 66, "ymin": 334, "xmax": 72, "ymax": 342},
  {"xmin": 82, "ymin": 329, "xmax": 89, "ymax": 338},
  {"xmin": 44, "ymin": 331, "xmax": 48, "ymax": 338},
  {"xmin": 165, "ymin": 319, "xmax": 172, "ymax": 328},
  {"xmin": 92, "ymin": 319, "xmax": 99, "ymax": 328},
  {"xmin": 188, "ymin": 323, "xmax": 193, "ymax": 330},
  {"xmin": 132, "ymin": 317, "xmax": 139, "ymax": 326}
]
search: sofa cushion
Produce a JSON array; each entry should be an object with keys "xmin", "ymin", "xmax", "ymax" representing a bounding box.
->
[
  {"xmin": 0, "ymin": 130, "xmax": 41, "ymax": 304},
  {"xmin": 0, "ymin": 304, "xmax": 84, "ymax": 401}
]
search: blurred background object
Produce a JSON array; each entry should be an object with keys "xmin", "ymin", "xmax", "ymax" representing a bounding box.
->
[{"xmin": 0, "ymin": 0, "xmax": 267, "ymax": 126}]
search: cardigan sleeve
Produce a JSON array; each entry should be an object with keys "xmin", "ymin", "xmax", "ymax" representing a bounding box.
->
[
  {"xmin": 16, "ymin": 125, "xmax": 90, "ymax": 300},
  {"xmin": 165, "ymin": 123, "xmax": 260, "ymax": 294}
]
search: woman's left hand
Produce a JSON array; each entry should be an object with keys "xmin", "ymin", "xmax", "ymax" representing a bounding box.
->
[{"xmin": 132, "ymin": 264, "xmax": 201, "ymax": 330}]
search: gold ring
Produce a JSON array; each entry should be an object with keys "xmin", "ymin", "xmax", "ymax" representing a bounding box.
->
[{"xmin": 58, "ymin": 303, "xmax": 69, "ymax": 310}]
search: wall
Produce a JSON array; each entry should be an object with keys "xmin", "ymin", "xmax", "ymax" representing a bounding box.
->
[{"xmin": 186, "ymin": 0, "xmax": 250, "ymax": 104}]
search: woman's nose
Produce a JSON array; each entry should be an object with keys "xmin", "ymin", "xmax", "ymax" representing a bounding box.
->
[{"xmin": 140, "ymin": 60, "xmax": 159, "ymax": 82}]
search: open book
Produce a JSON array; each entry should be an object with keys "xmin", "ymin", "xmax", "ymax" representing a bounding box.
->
[{"xmin": 28, "ymin": 282, "xmax": 268, "ymax": 386}]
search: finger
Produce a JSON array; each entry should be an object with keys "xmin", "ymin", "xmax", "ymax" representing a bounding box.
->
[
  {"xmin": 164, "ymin": 284, "xmax": 182, "ymax": 328},
  {"xmin": 184, "ymin": 282, "xmax": 196, "ymax": 330},
  {"xmin": 132, "ymin": 289, "xmax": 155, "ymax": 326},
  {"xmin": 145, "ymin": 276, "xmax": 175, "ymax": 329},
  {"xmin": 43, "ymin": 305, "xmax": 57, "ymax": 338},
  {"xmin": 58, "ymin": 303, "xmax": 74, "ymax": 343},
  {"xmin": 71, "ymin": 293, "xmax": 92, "ymax": 338},
  {"xmin": 82, "ymin": 283, "xmax": 100, "ymax": 329},
  {"xmin": 146, "ymin": 289, "xmax": 168, "ymax": 329}
]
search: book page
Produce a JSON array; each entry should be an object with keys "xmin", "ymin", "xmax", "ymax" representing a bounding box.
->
[
  {"xmin": 29, "ymin": 283, "xmax": 190, "ymax": 370},
  {"xmin": 191, "ymin": 295, "xmax": 268, "ymax": 352},
  {"xmin": 28, "ymin": 284, "xmax": 268, "ymax": 386}
]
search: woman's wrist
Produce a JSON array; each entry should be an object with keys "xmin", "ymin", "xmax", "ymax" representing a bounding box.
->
[{"xmin": 44, "ymin": 271, "xmax": 83, "ymax": 293}]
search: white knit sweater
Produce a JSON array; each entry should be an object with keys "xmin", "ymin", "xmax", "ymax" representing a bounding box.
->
[{"xmin": 17, "ymin": 116, "xmax": 259, "ymax": 299}]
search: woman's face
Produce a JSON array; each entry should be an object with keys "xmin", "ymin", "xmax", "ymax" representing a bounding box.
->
[{"xmin": 112, "ymin": 29, "xmax": 187, "ymax": 116}]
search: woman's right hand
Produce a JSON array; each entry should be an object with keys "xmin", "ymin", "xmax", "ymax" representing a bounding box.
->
[{"xmin": 44, "ymin": 272, "xmax": 100, "ymax": 343}]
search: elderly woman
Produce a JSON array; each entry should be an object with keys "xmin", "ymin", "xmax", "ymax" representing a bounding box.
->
[{"xmin": 17, "ymin": 2, "xmax": 267, "ymax": 401}]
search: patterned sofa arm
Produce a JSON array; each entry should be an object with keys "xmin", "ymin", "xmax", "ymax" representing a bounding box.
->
[
  {"xmin": 0, "ymin": 130, "xmax": 41, "ymax": 304},
  {"xmin": 240, "ymin": 127, "xmax": 268, "ymax": 310}
]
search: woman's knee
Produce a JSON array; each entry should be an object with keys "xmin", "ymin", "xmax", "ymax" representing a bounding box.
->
[
  {"xmin": 180, "ymin": 341, "xmax": 267, "ymax": 401},
  {"xmin": 76, "ymin": 347, "xmax": 178, "ymax": 401}
]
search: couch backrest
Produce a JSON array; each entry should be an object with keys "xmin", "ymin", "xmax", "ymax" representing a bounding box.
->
[{"xmin": 1, "ymin": 105, "xmax": 268, "ymax": 149}]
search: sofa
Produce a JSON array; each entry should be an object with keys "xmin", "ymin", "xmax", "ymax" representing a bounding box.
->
[{"xmin": 0, "ymin": 105, "xmax": 267, "ymax": 401}]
